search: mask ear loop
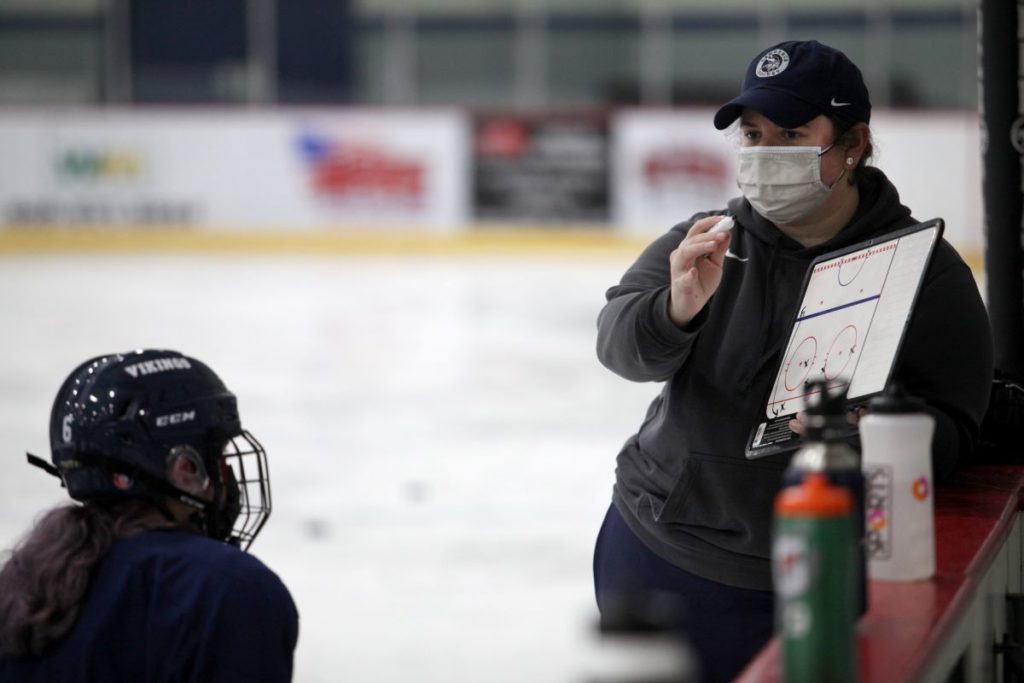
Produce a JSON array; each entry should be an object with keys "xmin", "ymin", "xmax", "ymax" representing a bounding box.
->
[
  {"xmin": 816, "ymin": 140, "xmax": 851, "ymax": 188},
  {"xmin": 826, "ymin": 114, "xmax": 860, "ymax": 172}
]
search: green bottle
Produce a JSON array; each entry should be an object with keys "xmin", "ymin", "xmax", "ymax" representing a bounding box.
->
[{"xmin": 772, "ymin": 472, "xmax": 857, "ymax": 683}]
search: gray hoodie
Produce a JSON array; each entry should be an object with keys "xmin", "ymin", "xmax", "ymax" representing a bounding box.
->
[{"xmin": 597, "ymin": 166, "xmax": 993, "ymax": 590}]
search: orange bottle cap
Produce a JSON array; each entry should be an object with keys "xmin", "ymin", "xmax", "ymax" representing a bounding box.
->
[{"xmin": 775, "ymin": 472, "xmax": 853, "ymax": 517}]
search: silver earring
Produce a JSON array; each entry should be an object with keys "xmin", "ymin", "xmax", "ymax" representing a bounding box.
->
[{"xmin": 846, "ymin": 157, "xmax": 855, "ymax": 166}]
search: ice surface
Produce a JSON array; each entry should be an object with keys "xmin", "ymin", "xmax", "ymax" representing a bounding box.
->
[{"xmin": 0, "ymin": 250, "xmax": 658, "ymax": 682}]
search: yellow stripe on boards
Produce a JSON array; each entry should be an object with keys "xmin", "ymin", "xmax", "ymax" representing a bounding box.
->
[
  {"xmin": 0, "ymin": 225, "xmax": 652, "ymax": 258},
  {"xmin": 0, "ymin": 225, "xmax": 984, "ymax": 275}
]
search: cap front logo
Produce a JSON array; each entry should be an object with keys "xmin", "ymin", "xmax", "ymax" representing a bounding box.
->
[{"xmin": 755, "ymin": 49, "xmax": 790, "ymax": 78}]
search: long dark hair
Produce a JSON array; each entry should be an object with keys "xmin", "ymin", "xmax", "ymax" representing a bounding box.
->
[{"xmin": 0, "ymin": 499, "xmax": 162, "ymax": 657}]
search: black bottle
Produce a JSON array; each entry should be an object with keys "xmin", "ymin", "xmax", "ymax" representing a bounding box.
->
[{"xmin": 781, "ymin": 379, "xmax": 868, "ymax": 616}]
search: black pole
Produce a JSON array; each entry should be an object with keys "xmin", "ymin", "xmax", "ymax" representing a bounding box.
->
[{"xmin": 980, "ymin": 0, "xmax": 1024, "ymax": 376}]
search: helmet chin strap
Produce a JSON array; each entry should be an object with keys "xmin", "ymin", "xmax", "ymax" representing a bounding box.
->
[
  {"xmin": 145, "ymin": 472, "xmax": 227, "ymax": 541},
  {"xmin": 26, "ymin": 452, "xmax": 61, "ymax": 480}
]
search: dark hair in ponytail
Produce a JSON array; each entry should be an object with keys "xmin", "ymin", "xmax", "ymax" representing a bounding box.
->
[{"xmin": 0, "ymin": 499, "xmax": 160, "ymax": 657}]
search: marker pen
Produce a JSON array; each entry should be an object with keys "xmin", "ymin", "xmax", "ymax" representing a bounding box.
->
[{"xmin": 708, "ymin": 215, "xmax": 734, "ymax": 235}]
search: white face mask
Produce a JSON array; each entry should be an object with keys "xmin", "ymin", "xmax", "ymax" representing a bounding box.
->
[{"xmin": 736, "ymin": 145, "xmax": 845, "ymax": 225}]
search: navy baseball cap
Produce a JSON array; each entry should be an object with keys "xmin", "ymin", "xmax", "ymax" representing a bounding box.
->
[{"xmin": 713, "ymin": 40, "xmax": 871, "ymax": 130}]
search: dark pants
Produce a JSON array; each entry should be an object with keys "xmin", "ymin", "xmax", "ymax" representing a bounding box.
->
[{"xmin": 593, "ymin": 503, "xmax": 775, "ymax": 683}]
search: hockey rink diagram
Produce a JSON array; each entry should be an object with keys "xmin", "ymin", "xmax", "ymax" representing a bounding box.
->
[{"xmin": 766, "ymin": 240, "xmax": 902, "ymax": 418}]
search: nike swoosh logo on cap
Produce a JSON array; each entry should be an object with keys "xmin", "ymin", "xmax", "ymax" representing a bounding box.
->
[{"xmin": 830, "ymin": 98, "xmax": 851, "ymax": 107}]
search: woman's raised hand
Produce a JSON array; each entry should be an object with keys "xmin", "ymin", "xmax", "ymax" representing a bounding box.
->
[{"xmin": 667, "ymin": 215, "xmax": 732, "ymax": 327}]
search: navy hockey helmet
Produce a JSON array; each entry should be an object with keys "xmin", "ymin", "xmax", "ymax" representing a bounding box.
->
[{"xmin": 31, "ymin": 350, "xmax": 271, "ymax": 550}]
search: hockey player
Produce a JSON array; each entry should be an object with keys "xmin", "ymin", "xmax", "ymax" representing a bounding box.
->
[{"xmin": 0, "ymin": 349, "xmax": 298, "ymax": 682}]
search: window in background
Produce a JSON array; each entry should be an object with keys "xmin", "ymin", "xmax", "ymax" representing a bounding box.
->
[
  {"xmin": 276, "ymin": 0, "xmax": 355, "ymax": 104},
  {"xmin": 130, "ymin": 0, "xmax": 247, "ymax": 103},
  {"xmin": 888, "ymin": 10, "xmax": 976, "ymax": 108},
  {"xmin": 0, "ymin": 12, "xmax": 102, "ymax": 104},
  {"xmin": 668, "ymin": 15, "xmax": 761, "ymax": 106},
  {"xmin": 0, "ymin": 1, "xmax": 982, "ymax": 111},
  {"xmin": 414, "ymin": 15, "xmax": 516, "ymax": 107},
  {"xmin": 547, "ymin": 12, "xmax": 641, "ymax": 107}
]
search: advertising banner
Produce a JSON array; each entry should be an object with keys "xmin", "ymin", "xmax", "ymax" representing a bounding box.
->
[
  {"xmin": 867, "ymin": 112, "xmax": 982, "ymax": 257},
  {"xmin": 612, "ymin": 109, "xmax": 738, "ymax": 236},
  {"xmin": 0, "ymin": 109, "xmax": 468, "ymax": 230},
  {"xmin": 472, "ymin": 113, "xmax": 610, "ymax": 224},
  {"xmin": 611, "ymin": 109, "xmax": 982, "ymax": 257}
]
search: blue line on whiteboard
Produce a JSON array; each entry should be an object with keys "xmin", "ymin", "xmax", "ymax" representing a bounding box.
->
[{"xmin": 796, "ymin": 295, "xmax": 881, "ymax": 322}]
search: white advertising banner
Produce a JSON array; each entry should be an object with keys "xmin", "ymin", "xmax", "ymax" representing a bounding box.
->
[
  {"xmin": 611, "ymin": 109, "xmax": 982, "ymax": 255},
  {"xmin": 867, "ymin": 111, "xmax": 982, "ymax": 254},
  {"xmin": 0, "ymin": 109, "xmax": 469, "ymax": 230},
  {"xmin": 612, "ymin": 108, "xmax": 738, "ymax": 236}
]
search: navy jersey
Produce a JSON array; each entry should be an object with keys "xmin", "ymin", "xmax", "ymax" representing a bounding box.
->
[{"xmin": 0, "ymin": 530, "xmax": 299, "ymax": 682}]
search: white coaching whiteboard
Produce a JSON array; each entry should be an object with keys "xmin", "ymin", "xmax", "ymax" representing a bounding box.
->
[{"xmin": 745, "ymin": 218, "xmax": 943, "ymax": 459}]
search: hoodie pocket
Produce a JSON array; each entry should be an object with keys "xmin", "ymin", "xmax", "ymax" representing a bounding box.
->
[{"xmin": 657, "ymin": 453, "xmax": 787, "ymax": 556}]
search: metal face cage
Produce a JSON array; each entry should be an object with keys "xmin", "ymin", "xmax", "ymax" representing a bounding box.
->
[{"xmin": 222, "ymin": 430, "xmax": 271, "ymax": 550}]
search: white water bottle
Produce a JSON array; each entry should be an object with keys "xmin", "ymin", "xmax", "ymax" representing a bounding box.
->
[{"xmin": 859, "ymin": 386, "xmax": 936, "ymax": 581}]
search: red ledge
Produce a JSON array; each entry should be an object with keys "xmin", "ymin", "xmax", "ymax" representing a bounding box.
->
[{"xmin": 736, "ymin": 465, "xmax": 1024, "ymax": 683}]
